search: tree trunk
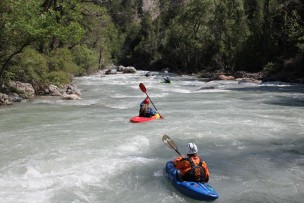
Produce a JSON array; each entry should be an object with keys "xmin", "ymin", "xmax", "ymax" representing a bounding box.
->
[
  {"xmin": 0, "ymin": 42, "xmax": 31, "ymax": 85},
  {"xmin": 98, "ymin": 46, "xmax": 104, "ymax": 69},
  {"xmin": 262, "ymin": 0, "xmax": 269, "ymax": 65}
]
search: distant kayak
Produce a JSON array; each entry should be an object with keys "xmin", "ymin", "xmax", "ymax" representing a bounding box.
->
[
  {"xmin": 164, "ymin": 160, "xmax": 219, "ymax": 201},
  {"xmin": 130, "ymin": 113, "xmax": 160, "ymax": 123}
]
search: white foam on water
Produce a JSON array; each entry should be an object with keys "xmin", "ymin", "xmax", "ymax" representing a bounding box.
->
[
  {"xmin": 104, "ymin": 102, "xmax": 134, "ymax": 110},
  {"xmin": 261, "ymin": 81, "xmax": 292, "ymax": 86},
  {"xmin": 153, "ymin": 170, "xmax": 163, "ymax": 177},
  {"xmin": 298, "ymin": 118, "xmax": 304, "ymax": 127},
  {"xmin": 117, "ymin": 136, "xmax": 150, "ymax": 154},
  {"xmin": 195, "ymin": 89, "xmax": 231, "ymax": 93}
]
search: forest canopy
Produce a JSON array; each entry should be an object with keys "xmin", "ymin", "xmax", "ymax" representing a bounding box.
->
[{"xmin": 0, "ymin": 0, "xmax": 303, "ymax": 88}]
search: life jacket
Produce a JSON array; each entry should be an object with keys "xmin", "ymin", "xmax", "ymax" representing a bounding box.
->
[
  {"xmin": 139, "ymin": 103, "xmax": 157, "ymax": 117},
  {"xmin": 183, "ymin": 157, "xmax": 209, "ymax": 183}
]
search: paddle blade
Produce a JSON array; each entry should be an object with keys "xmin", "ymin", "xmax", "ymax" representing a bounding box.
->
[
  {"xmin": 162, "ymin": 135, "xmax": 177, "ymax": 150},
  {"xmin": 139, "ymin": 83, "xmax": 146, "ymax": 93},
  {"xmin": 162, "ymin": 135, "xmax": 182, "ymax": 156}
]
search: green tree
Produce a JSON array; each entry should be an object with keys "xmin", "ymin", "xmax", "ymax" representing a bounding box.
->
[
  {"xmin": 241, "ymin": 0, "xmax": 304, "ymax": 73},
  {"xmin": 0, "ymin": 0, "xmax": 42, "ymax": 84},
  {"xmin": 8, "ymin": 48, "xmax": 49, "ymax": 86},
  {"xmin": 79, "ymin": 2, "xmax": 120, "ymax": 70},
  {"xmin": 40, "ymin": 0, "xmax": 84, "ymax": 51},
  {"xmin": 0, "ymin": 0, "xmax": 84, "ymax": 85},
  {"xmin": 210, "ymin": 0, "xmax": 249, "ymax": 71},
  {"xmin": 160, "ymin": 0, "xmax": 215, "ymax": 73}
]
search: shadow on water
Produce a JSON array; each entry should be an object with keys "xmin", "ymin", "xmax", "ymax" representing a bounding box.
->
[
  {"xmin": 264, "ymin": 95, "xmax": 304, "ymax": 107},
  {"xmin": 260, "ymin": 137, "xmax": 304, "ymax": 164},
  {"xmin": 227, "ymin": 83, "xmax": 304, "ymax": 94},
  {"xmin": 226, "ymin": 84, "xmax": 304, "ymax": 107},
  {"xmin": 211, "ymin": 136, "xmax": 304, "ymax": 175}
]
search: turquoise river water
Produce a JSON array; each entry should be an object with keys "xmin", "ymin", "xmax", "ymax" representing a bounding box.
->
[{"xmin": 0, "ymin": 71, "xmax": 304, "ymax": 203}]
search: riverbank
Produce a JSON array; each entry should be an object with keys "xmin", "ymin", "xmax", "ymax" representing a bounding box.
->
[
  {"xmin": 1, "ymin": 65, "xmax": 303, "ymax": 107},
  {"xmin": 196, "ymin": 69, "xmax": 304, "ymax": 84},
  {"xmin": 0, "ymin": 82, "xmax": 81, "ymax": 106}
]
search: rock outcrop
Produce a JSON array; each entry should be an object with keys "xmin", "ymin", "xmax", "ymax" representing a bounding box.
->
[{"xmin": 8, "ymin": 81, "xmax": 35, "ymax": 98}]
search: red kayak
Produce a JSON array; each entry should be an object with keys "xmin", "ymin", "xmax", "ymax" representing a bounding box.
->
[{"xmin": 130, "ymin": 114, "xmax": 160, "ymax": 123}]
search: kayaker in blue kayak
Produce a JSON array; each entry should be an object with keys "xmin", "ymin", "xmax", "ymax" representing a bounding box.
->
[
  {"xmin": 173, "ymin": 143, "xmax": 210, "ymax": 183},
  {"xmin": 139, "ymin": 97, "xmax": 157, "ymax": 117}
]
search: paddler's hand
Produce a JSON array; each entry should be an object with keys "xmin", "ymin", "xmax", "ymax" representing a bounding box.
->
[{"xmin": 174, "ymin": 156, "xmax": 184, "ymax": 162}]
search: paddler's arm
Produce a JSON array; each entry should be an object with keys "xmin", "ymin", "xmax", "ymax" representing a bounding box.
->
[{"xmin": 173, "ymin": 156, "xmax": 186, "ymax": 170}]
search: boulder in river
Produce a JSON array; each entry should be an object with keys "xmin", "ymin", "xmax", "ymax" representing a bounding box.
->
[
  {"xmin": 0, "ymin": 93, "xmax": 12, "ymax": 105},
  {"xmin": 8, "ymin": 81, "xmax": 35, "ymax": 98},
  {"xmin": 61, "ymin": 93, "xmax": 81, "ymax": 100}
]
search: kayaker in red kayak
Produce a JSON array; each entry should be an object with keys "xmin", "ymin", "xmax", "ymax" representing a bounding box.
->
[
  {"xmin": 173, "ymin": 143, "xmax": 210, "ymax": 183},
  {"xmin": 139, "ymin": 97, "xmax": 157, "ymax": 117}
]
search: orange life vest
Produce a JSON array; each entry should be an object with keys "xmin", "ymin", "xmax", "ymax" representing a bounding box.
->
[{"xmin": 173, "ymin": 155, "xmax": 210, "ymax": 182}]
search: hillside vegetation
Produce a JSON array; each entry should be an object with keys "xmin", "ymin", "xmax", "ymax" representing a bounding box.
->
[{"xmin": 1, "ymin": 0, "xmax": 303, "ymax": 90}]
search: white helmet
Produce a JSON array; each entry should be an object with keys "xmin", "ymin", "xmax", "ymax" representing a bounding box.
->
[{"xmin": 186, "ymin": 143, "xmax": 198, "ymax": 155}]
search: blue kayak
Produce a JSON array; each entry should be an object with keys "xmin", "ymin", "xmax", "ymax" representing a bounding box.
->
[{"xmin": 164, "ymin": 160, "xmax": 219, "ymax": 201}]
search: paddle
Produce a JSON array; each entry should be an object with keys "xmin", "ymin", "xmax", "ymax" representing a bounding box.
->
[
  {"xmin": 139, "ymin": 83, "xmax": 164, "ymax": 118},
  {"xmin": 162, "ymin": 134, "xmax": 182, "ymax": 156}
]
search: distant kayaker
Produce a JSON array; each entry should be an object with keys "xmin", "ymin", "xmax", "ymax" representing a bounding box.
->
[
  {"xmin": 139, "ymin": 97, "xmax": 157, "ymax": 117},
  {"xmin": 163, "ymin": 76, "xmax": 171, "ymax": 83},
  {"xmin": 173, "ymin": 143, "xmax": 210, "ymax": 183}
]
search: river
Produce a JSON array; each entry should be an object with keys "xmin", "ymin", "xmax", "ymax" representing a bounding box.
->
[{"xmin": 0, "ymin": 71, "xmax": 303, "ymax": 203}]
